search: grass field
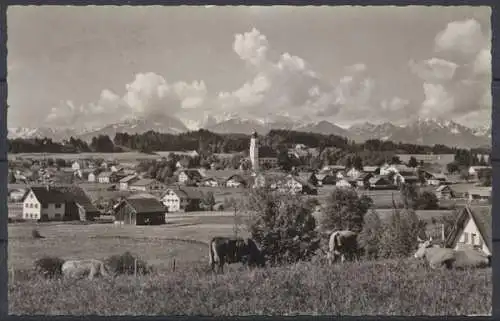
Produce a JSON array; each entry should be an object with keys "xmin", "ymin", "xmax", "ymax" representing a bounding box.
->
[{"xmin": 8, "ymin": 212, "xmax": 492, "ymax": 315}]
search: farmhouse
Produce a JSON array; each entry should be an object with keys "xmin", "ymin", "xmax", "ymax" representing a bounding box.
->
[
  {"xmin": 444, "ymin": 205, "xmax": 491, "ymax": 256},
  {"xmin": 356, "ymin": 173, "xmax": 373, "ymax": 188},
  {"xmin": 466, "ymin": 187, "xmax": 491, "ymax": 202},
  {"xmin": 113, "ymin": 197, "xmax": 166, "ymax": 225},
  {"xmin": 119, "ymin": 174, "xmax": 139, "ymax": 190},
  {"xmin": 426, "ymin": 173, "xmax": 447, "ymax": 186},
  {"xmin": 71, "ymin": 161, "xmax": 81, "ymax": 171},
  {"xmin": 128, "ymin": 178, "xmax": 166, "ymax": 192},
  {"xmin": 9, "ymin": 188, "xmax": 27, "ymax": 202},
  {"xmin": 8, "ymin": 203, "xmax": 23, "ymax": 220},
  {"xmin": 346, "ymin": 167, "xmax": 362, "ymax": 179},
  {"xmin": 178, "ymin": 169, "xmax": 203, "ymax": 185},
  {"xmin": 435, "ymin": 185, "xmax": 456, "ymax": 200},
  {"xmin": 97, "ymin": 171, "xmax": 118, "ymax": 184},
  {"xmin": 161, "ymin": 187, "xmax": 204, "ymax": 212},
  {"xmin": 368, "ymin": 176, "xmax": 395, "ymax": 190},
  {"xmin": 22, "ymin": 186, "xmax": 67, "ymax": 221},
  {"xmin": 468, "ymin": 166, "xmax": 492, "ymax": 177},
  {"xmin": 320, "ymin": 174, "xmax": 337, "ymax": 185},
  {"xmin": 285, "ymin": 176, "xmax": 318, "ymax": 195},
  {"xmin": 259, "ymin": 157, "xmax": 279, "ymax": 168}
]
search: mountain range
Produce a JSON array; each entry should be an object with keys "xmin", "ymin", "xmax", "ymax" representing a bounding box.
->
[{"xmin": 8, "ymin": 115, "xmax": 491, "ymax": 149}]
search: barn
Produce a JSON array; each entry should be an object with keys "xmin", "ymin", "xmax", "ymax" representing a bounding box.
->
[{"xmin": 113, "ymin": 197, "xmax": 167, "ymax": 225}]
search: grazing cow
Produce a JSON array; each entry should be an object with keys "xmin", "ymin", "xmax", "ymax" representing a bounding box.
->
[
  {"xmin": 62, "ymin": 259, "xmax": 111, "ymax": 280},
  {"xmin": 327, "ymin": 230, "xmax": 360, "ymax": 265},
  {"xmin": 414, "ymin": 237, "xmax": 490, "ymax": 269},
  {"xmin": 208, "ymin": 236, "xmax": 265, "ymax": 273}
]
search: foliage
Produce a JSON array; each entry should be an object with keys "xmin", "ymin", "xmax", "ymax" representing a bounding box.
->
[
  {"xmin": 408, "ymin": 156, "xmax": 418, "ymax": 168},
  {"xmin": 33, "ymin": 256, "xmax": 65, "ymax": 279},
  {"xmin": 245, "ymin": 188, "xmax": 319, "ymax": 265},
  {"xmin": 105, "ymin": 252, "xmax": 150, "ymax": 276},
  {"xmin": 307, "ymin": 172, "xmax": 318, "ymax": 187},
  {"xmin": 415, "ymin": 191, "xmax": 439, "ymax": 210},
  {"xmin": 321, "ymin": 188, "xmax": 373, "ymax": 233},
  {"xmin": 202, "ymin": 192, "xmax": 216, "ymax": 211},
  {"xmin": 358, "ymin": 209, "xmax": 383, "ymax": 260},
  {"xmin": 378, "ymin": 208, "xmax": 426, "ymax": 259}
]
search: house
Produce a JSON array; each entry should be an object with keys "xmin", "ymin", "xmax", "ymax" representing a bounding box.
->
[
  {"xmin": 259, "ymin": 157, "xmax": 279, "ymax": 168},
  {"xmin": 368, "ymin": 176, "xmax": 395, "ymax": 190},
  {"xmin": 346, "ymin": 168, "xmax": 362, "ymax": 179},
  {"xmin": 336, "ymin": 178, "xmax": 355, "ymax": 189},
  {"xmin": 88, "ymin": 172, "xmax": 96, "ymax": 183},
  {"xmin": 8, "ymin": 203, "xmax": 24, "ymax": 220},
  {"xmin": 468, "ymin": 166, "xmax": 492, "ymax": 177},
  {"xmin": 363, "ymin": 166, "xmax": 380, "ymax": 174},
  {"xmin": 225, "ymin": 175, "xmax": 248, "ymax": 188},
  {"xmin": 393, "ymin": 172, "xmax": 419, "ymax": 186},
  {"xmin": 199, "ymin": 177, "xmax": 220, "ymax": 187},
  {"xmin": 161, "ymin": 187, "xmax": 204, "ymax": 212},
  {"xmin": 128, "ymin": 179, "xmax": 167, "ymax": 192},
  {"xmin": 285, "ymin": 176, "xmax": 318, "ymax": 195},
  {"xmin": 113, "ymin": 197, "xmax": 167, "ymax": 225},
  {"xmin": 356, "ymin": 173, "xmax": 373, "ymax": 189},
  {"xmin": 434, "ymin": 185, "xmax": 455, "ymax": 200},
  {"xmin": 71, "ymin": 161, "xmax": 81, "ymax": 172},
  {"xmin": 22, "ymin": 186, "xmax": 67, "ymax": 221},
  {"xmin": 252, "ymin": 173, "xmax": 267, "ymax": 189},
  {"xmin": 426, "ymin": 173, "xmax": 447, "ymax": 186},
  {"xmin": 178, "ymin": 169, "xmax": 203, "ymax": 185},
  {"xmin": 466, "ymin": 187, "xmax": 491, "ymax": 202},
  {"xmin": 444, "ymin": 205, "xmax": 491, "ymax": 256},
  {"xmin": 119, "ymin": 174, "xmax": 139, "ymax": 190},
  {"xmin": 97, "ymin": 171, "xmax": 118, "ymax": 184}
]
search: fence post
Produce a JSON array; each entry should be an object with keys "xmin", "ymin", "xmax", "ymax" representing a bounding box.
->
[
  {"xmin": 441, "ymin": 223, "xmax": 445, "ymax": 242},
  {"xmin": 134, "ymin": 259, "xmax": 137, "ymax": 277},
  {"xmin": 172, "ymin": 259, "xmax": 176, "ymax": 272}
]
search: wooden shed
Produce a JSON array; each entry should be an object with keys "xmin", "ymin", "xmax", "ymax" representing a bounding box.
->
[{"xmin": 113, "ymin": 197, "xmax": 167, "ymax": 225}]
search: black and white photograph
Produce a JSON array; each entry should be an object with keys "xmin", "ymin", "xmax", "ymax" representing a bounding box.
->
[{"xmin": 6, "ymin": 5, "xmax": 492, "ymax": 315}]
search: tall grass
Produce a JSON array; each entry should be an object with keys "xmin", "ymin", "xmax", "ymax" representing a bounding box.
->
[{"xmin": 9, "ymin": 258, "xmax": 491, "ymax": 316}]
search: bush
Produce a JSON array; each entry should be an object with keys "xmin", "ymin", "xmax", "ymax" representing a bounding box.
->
[
  {"xmin": 358, "ymin": 209, "xmax": 383, "ymax": 260},
  {"xmin": 32, "ymin": 229, "xmax": 44, "ymax": 239},
  {"xmin": 33, "ymin": 256, "xmax": 65, "ymax": 278},
  {"xmin": 106, "ymin": 252, "xmax": 150, "ymax": 276},
  {"xmin": 415, "ymin": 191, "xmax": 439, "ymax": 210},
  {"xmin": 246, "ymin": 188, "xmax": 320, "ymax": 265}
]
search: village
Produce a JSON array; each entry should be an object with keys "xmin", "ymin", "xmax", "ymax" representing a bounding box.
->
[{"xmin": 7, "ymin": 130, "xmax": 493, "ymax": 259}]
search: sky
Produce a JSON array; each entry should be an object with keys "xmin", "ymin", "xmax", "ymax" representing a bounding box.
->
[{"xmin": 7, "ymin": 6, "xmax": 492, "ymax": 130}]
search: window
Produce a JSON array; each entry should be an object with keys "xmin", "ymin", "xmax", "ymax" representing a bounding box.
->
[
  {"xmin": 463, "ymin": 232, "xmax": 469, "ymax": 243},
  {"xmin": 55, "ymin": 203, "xmax": 61, "ymax": 209},
  {"xmin": 471, "ymin": 233, "xmax": 476, "ymax": 245},
  {"xmin": 478, "ymin": 236, "xmax": 483, "ymax": 247},
  {"xmin": 25, "ymin": 203, "xmax": 28, "ymax": 208},
  {"xmin": 34, "ymin": 204, "xmax": 38, "ymax": 208}
]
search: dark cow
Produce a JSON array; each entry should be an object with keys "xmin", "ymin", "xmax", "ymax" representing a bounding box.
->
[
  {"xmin": 208, "ymin": 236, "xmax": 265, "ymax": 273},
  {"xmin": 327, "ymin": 230, "xmax": 360, "ymax": 265},
  {"xmin": 414, "ymin": 237, "xmax": 490, "ymax": 269}
]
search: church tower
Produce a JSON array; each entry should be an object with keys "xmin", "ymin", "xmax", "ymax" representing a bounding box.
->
[{"xmin": 249, "ymin": 129, "xmax": 259, "ymax": 173}]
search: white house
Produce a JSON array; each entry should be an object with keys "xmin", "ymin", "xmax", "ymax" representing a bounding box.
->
[
  {"xmin": 225, "ymin": 175, "xmax": 247, "ymax": 188},
  {"xmin": 22, "ymin": 186, "xmax": 66, "ymax": 221},
  {"xmin": 97, "ymin": 171, "xmax": 116, "ymax": 184},
  {"xmin": 468, "ymin": 166, "xmax": 491, "ymax": 177},
  {"xmin": 161, "ymin": 188, "xmax": 204, "ymax": 212},
  {"xmin": 198, "ymin": 177, "xmax": 220, "ymax": 187},
  {"xmin": 128, "ymin": 179, "xmax": 166, "ymax": 192},
  {"xmin": 71, "ymin": 161, "xmax": 81, "ymax": 172},
  {"xmin": 336, "ymin": 178, "xmax": 354, "ymax": 188},
  {"xmin": 88, "ymin": 172, "xmax": 96, "ymax": 183},
  {"xmin": 466, "ymin": 187, "xmax": 491, "ymax": 202},
  {"xmin": 346, "ymin": 168, "xmax": 362, "ymax": 179},
  {"xmin": 444, "ymin": 205, "xmax": 491, "ymax": 256},
  {"xmin": 178, "ymin": 170, "xmax": 203, "ymax": 185}
]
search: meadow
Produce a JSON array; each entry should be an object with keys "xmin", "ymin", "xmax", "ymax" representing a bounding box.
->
[{"xmin": 8, "ymin": 213, "xmax": 492, "ymax": 316}]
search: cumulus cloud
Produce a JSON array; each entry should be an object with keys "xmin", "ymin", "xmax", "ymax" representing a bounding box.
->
[
  {"xmin": 233, "ymin": 28, "xmax": 269, "ymax": 66},
  {"xmin": 411, "ymin": 18, "xmax": 491, "ymax": 126},
  {"xmin": 45, "ymin": 72, "xmax": 207, "ymax": 129}
]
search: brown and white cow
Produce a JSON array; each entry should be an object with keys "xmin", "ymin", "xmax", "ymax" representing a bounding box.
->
[
  {"xmin": 62, "ymin": 259, "xmax": 111, "ymax": 280},
  {"xmin": 327, "ymin": 230, "xmax": 360, "ymax": 265}
]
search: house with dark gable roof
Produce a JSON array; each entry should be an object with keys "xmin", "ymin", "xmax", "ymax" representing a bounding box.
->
[
  {"xmin": 161, "ymin": 187, "xmax": 204, "ymax": 212},
  {"xmin": 57, "ymin": 185, "xmax": 101, "ymax": 221},
  {"xmin": 113, "ymin": 197, "xmax": 167, "ymax": 225},
  {"xmin": 444, "ymin": 205, "xmax": 491, "ymax": 256},
  {"xmin": 22, "ymin": 186, "xmax": 68, "ymax": 221}
]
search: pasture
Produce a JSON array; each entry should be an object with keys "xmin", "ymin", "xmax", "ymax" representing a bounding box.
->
[{"xmin": 8, "ymin": 212, "xmax": 492, "ymax": 315}]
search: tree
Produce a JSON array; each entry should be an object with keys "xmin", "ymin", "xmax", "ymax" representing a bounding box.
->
[
  {"xmin": 378, "ymin": 208, "xmax": 425, "ymax": 259},
  {"xmin": 245, "ymin": 188, "xmax": 320, "ymax": 265},
  {"xmin": 415, "ymin": 191, "xmax": 439, "ymax": 210},
  {"xmin": 321, "ymin": 188, "xmax": 373, "ymax": 234},
  {"xmin": 446, "ymin": 162, "xmax": 460, "ymax": 174},
  {"xmin": 408, "ymin": 156, "xmax": 418, "ymax": 168},
  {"xmin": 358, "ymin": 209, "xmax": 383, "ymax": 260},
  {"xmin": 477, "ymin": 168, "xmax": 492, "ymax": 187},
  {"xmin": 353, "ymin": 155, "xmax": 363, "ymax": 170},
  {"xmin": 8, "ymin": 171, "xmax": 16, "ymax": 183},
  {"xmin": 460, "ymin": 169, "xmax": 471, "ymax": 182},
  {"xmin": 308, "ymin": 172, "xmax": 319, "ymax": 187},
  {"xmin": 390, "ymin": 156, "xmax": 401, "ymax": 164},
  {"xmin": 203, "ymin": 192, "xmax": 216, "ymax": 211},
  {"xmin": 399, "ymin": 183, "xmax": 419, "ymax": 210}
]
